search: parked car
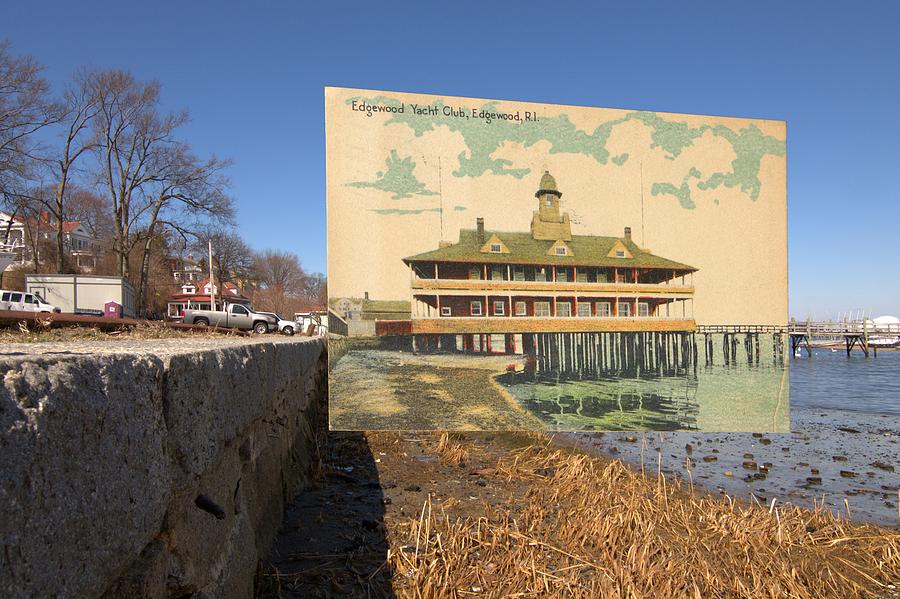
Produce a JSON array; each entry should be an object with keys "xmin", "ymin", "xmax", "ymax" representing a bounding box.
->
[
  {"xmin": 182, "ymin": 302, "xmax": 277, "ymax": 334},
  {"xmin": 257, "ymin": 311, "xmax": 300, "ymax": 336},
  {"xmin": 0, "ymin": 289, "xmax": 60, "ymax": 313},
  {"xmin": 277, "ymin": 317, "xmax": 299, "ymax": 336}
]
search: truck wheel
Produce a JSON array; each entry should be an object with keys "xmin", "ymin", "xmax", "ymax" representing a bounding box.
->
[
  {"xmin": 253, "ymin": 321, "xmax": 268, "ymax": 334},
  {"xmin": 282, "ymin": 325, "xmax": 294, "ymax": 336},
  {"xmin": 195, "ymin": 318, "xmax": 209, "ymax": 327}
]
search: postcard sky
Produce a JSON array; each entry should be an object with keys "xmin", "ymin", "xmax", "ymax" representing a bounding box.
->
[{"xmin": 4, "ymin": 1, "xmax": 899, "ymax": 318}]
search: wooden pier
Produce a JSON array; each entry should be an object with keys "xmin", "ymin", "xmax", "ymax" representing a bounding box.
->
[{"xmin": 782, "ymin": 320, "xmax": 900, "ymax": 358}]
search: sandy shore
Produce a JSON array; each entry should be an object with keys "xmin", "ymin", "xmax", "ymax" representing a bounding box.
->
[{"xmin": 329, "ymin": 349, "xmax": 541, "ymax": 430}]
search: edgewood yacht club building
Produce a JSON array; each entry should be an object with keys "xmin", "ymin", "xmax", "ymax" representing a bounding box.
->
[{"xmin": 401, "ymin": 172, "xmax": 698, "ymax": 353}]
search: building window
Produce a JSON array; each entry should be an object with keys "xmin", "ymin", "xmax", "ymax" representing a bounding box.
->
[
  {"xmin": 534, "ymin": 301, "xmax": 550, "ymax": 317},
  {"xmin": 557, "ymin": 268, "xmax": 569, "ymax": 282},
  {"xmin": 513, "ymin": 266, "xmax": 525, "ymax": 281},
  {"xmin": 576, "ymin": 270, "xmax": 588, "ymax": 283},
  {"xmin": 490, "ymin": 334, "xmax": 505, "ymax": 351},
  {"xmin": 535, "ymin": 268, "xmax": 547, "ymax": 282},
  {"xmin": 490, "ymin": 244, "xmax": 501, "ymax": 253},
  {"xmin": 493, "ymin": 300, "xmax": 505, "ymax": 315},
  {"xmin": 470, "ymin": 301, "xmax": 482, "ymax": 316},
  {"xmin": 638, "ymin": 302, "xmax": 649, "ymax": 317},
  {"xmin": 557, "ymin": 302, "xmax": 572, "ymax": 317},
  {"xmin": 469, "ymin": 267, "xmax": 482, "ymax": 280},
  {"xmin": 555, "ymin": 246, "xmax": 567, "ymax": 256},
  {"xmin": 577, "ymin": 302, "xmax": 592, "ymax": 317},
  {"xmin": 545, "ymin": 196, "xmax": 553, "ymax": 207},
  {"xmin": 615, "ymin": 250, "xmax": 626, "ymax": 258},
  {"xmin": 515, "ymin": 301, "xmax": 527, "ymax": 316},
  {"xmin": 598, "ymin": 302, "xmax": 611, "ymax": 317},
  {"xmin": 619, "ymin": 302, "xmax": 632, "ymax": 317},
  {"xmin": 491, "ymin": 267, "xmax": 504, "ymax": 281},
  {"xmin": 441, "ymin": 306, "xmax": 452, "ymax": 317}
]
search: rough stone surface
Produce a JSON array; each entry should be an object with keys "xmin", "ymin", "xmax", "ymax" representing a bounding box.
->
[{"xmin": 0, "ymin": 336, "xmax": 326, "ymax": 598}]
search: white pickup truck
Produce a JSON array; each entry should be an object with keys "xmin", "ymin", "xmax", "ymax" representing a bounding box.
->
[
  {"xmin": 181, "ymin": 302, "xmax": 277, "ymax": 334},
  {"xmin": 0, "ymin": 289, "xmax": 60, "ymax": 313}
]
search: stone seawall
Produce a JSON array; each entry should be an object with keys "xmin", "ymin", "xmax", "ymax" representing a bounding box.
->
[{"xmin": 0, "ymin": 336, "xmax": 327, "ymax": 598}]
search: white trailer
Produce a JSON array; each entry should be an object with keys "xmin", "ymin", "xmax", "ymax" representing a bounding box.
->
[{"xmin": 26, "ymin": 274, "xmax": 136, "ymax": 318}]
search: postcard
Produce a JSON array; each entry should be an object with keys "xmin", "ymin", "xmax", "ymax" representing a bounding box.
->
[{"xmin": 326, "ymin": 87, "xmax": 788, "ymax": 432}]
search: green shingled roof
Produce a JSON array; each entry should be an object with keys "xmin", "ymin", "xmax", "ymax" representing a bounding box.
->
[{"xmin": 403, "ymin": 229, "xmax": 697, "ymax": 271}]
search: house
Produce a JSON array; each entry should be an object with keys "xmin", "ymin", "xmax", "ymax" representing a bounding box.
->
[
  {"xmin": 0, "ymin": 211, "xmax": 101, "ymax": 271},
  {"xmin": 167, "ymin": 278, "xmax": 251, "ymax": 319},
  {"xmin": 401, "ymin": 171, "xmax": 698, "ymax": 353},
  {"xmin": 169, "ymin": 253, "xmax": 204, "ymax": 285},
  {"xmin": 329, "ymin": 293, "xmax": 412, "ymax": 336}
]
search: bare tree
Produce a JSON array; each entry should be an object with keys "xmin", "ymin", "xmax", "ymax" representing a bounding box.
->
[
  {"xmin": 65, "ymin": 187, "xmax": 113, "ymax": 241},
  {"xmin": 301, "ymin": 272, "xmax": 326, "ymax": 305},
  {"xmin": 93, "ymin": 70, "xmax": 186, "ymax": 281},
  {"xmin": 41, "ymin": 68, "xmax": 100, "ymax": 272},
  {"xmin": 0, "ymin": 41, "xmax": 60, "ymax": 208},
  {"xmin": 254, "ymin": 249, "xmax": 308, "ymax": 296},
  {"xmin": 134, "ymin": 145, "xmax": 233, "ymax": 314},
  {"xmin": 192, "ymin": 228, "xmax": 254, "ymax": 308}
]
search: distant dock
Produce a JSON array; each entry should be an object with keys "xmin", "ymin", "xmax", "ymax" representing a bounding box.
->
[{"xmin": 701, "ymin": 321, "xmax": 900, "ymax": 358}]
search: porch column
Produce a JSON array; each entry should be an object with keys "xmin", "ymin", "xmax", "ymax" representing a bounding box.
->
[
  {"xmin": 483, "ymin": 264, "xmax": 487, "ymax": 280},
  {"xmin": 552, "ymin": 297, "xmax": 556, "ymax": 317},
  {"xmin": 614, "ymin": 297, "xmax": 618, "ymax": 317},
  {"xmin": 485, "ymin": 295, "xmax": 489, "ymax": 317},
  {"xmin": 436, "ymin": 295, "xmax": 441, "ymax": 316},
  {"xmin": 434, "ymin": 262, "xmax": 438, "ymax": 279}
]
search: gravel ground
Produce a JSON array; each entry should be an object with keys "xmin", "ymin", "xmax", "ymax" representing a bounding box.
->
[{"xmin": 0, "ymin": 335, "xmax": 313, "ymax": 359}]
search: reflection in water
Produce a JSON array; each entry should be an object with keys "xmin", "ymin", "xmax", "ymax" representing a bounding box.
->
[
  {"xmin": 500, "ymin": 332, "xmax": 787, "ymax": 432},
  {"xmin": 499, "ymin": 371, "xmax": 700, "ymax": 431}
]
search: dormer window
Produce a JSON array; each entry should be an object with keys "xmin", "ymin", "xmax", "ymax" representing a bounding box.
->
[
  {"xmin": 555, "ymin": 246, "xmax": 567, "ymax": 256},
  {"xmin": 615, "ymin": 250, "xmax": 626, "ymax": 258},
  {"xmin": 490, "ymin": 243, "xmax": 501, "ymax": 253},
  {"xmin": 545, "ymin": 196, "xmax": 553, "ymax": 207}
]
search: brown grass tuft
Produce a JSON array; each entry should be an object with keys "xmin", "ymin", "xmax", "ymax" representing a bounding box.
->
[{"xmin": 434, "ymin": 432, "xmax": 470, "ymax": 466}]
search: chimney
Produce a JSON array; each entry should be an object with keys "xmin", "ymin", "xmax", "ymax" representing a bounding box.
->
[
  {"xmin": 364, "ymin": 291, "xmax": 369, "ymax": 300},
  {"xmin": 476, "ymin": 218, "xmax": 485, "ymax": 244},
  {"xmin": 624, "ymin": 226, "xmax": 632, "ymax": 241}
]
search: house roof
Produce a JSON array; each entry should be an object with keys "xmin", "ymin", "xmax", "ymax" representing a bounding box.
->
[
  {"xmin": 403, "ymin": 229, "xmax": 697, "ymax": 271},
  {"xmin": 363, "ymin": 298, "xmax": 410, "ymax": 313}
]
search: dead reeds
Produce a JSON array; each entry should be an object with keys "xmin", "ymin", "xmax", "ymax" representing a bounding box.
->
[
  {"xmin": 388, "ymin": 441, "xmax": 900, "ymax": 598},
  {"xmin": 434, "ymin": 432, "xmax": 470, "ymax": 466}
]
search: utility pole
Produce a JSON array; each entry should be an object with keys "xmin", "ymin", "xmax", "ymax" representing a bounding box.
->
[{"xmin": 208, "ymin": 239, "xmax": 215, "ymax": 310}]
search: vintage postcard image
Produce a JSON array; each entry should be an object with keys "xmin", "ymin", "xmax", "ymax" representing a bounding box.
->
[{"xmin": 326, "ymin": 87, "xmax": 788, "ymax": 432}]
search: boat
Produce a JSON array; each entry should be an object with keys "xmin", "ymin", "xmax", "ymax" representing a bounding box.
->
[{"xmin": 869, "ymin": 315, "xmax": 900, "ymax": 348}]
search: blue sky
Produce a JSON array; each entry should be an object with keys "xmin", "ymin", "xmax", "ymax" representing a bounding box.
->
[{"xmin": 4, "ymin": 1, "xmax": 899, "ymax": 318}]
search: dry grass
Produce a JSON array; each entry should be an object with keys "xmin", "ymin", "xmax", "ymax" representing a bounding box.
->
[
  {"xmin": 0, "ymin": 320, "xmax": 244, "ymax": 343},
  {"xmin": 388, "ymin": 441, "xmax": 900, "ymax": 598},
  {"xmin": 434, "ymin": 432, "xmax": 470, "ymax": 466}
]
